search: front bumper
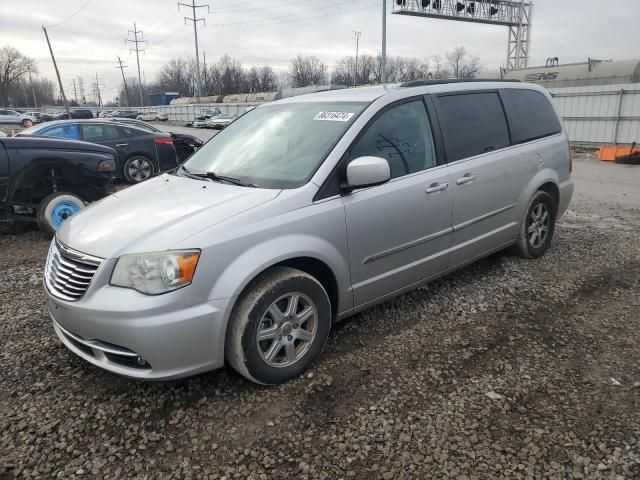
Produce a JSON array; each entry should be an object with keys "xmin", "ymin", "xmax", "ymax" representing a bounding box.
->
[{"xmin": 47, "ymin": 290, "xmax": 231, "ymax": 380}]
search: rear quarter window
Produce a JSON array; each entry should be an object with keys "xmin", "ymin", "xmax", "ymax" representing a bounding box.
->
[
  {"xmin": 501, "ymin": 89, "xmax": 562, "ymax": 144},
  {"xmin": 437, "ymin": 92, "xmax": 510, "ymax": 162}
]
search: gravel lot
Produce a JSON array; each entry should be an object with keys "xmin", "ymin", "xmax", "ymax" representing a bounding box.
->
[{"xmin": 1, "ymin": 154, "xmax": 639, "ymax": 479}]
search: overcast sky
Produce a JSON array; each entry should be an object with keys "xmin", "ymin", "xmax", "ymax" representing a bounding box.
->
[{"xmin": 1, "ymin": 0, "xmax": 638, "ymax": 101}]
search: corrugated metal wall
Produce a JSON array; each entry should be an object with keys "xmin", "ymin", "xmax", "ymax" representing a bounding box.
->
[{"xmin": 549, "ymin": 83, "xmax": 640, "ymax": 145}]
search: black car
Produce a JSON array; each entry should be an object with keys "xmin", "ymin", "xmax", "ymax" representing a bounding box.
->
[
  {"xmin": 105, "ymin": 118, "xmax": 203, "ymax": 161},
  {"xmin": 54, "ymin": 109, "xmax": 94, "ymax": 120},
  {"xmin": 0, "ymin": 136, "xmax": 116, "ymax": 235},
  {"xmin": 19, "ymin": 120, "xmax": 179, "ymax": 184}
]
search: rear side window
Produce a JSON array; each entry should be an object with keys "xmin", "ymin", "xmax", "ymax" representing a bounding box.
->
[
  {"xmin": 81, "ymin": 124, "xmax": 120, "ymax": 141},
  {"xmin": 501, "ymin": 89, "xmax": 562, "ymax": 144},
  {"xmin": 437, "ymin": 92, "xmax": 510, "ymax": 162},
  {"xmin": 350, "ymin": 100, "xmax": 437, "ymax": 179}
]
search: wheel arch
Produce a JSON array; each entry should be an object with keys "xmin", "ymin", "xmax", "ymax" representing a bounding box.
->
[{"xmin": 516, "ymin": 169, "xmax": 561, "ymax": 225}]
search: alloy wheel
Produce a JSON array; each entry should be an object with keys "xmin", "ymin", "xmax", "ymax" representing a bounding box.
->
[
  {"xmin": 128, "ymin": 158, "xmax": 152, "ymax": 182},
  {"xmin": 256, "ymin": 293, "xmax": 318, "ymax": 368},
  {"xmin": 527, "ymin": 202, "xmax": 550, "ymax": 249}
]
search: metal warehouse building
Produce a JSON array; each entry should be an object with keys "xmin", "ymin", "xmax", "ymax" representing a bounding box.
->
[{"xmin": 483, "ymin": 59, "xmax": 640, "ymax": 146}]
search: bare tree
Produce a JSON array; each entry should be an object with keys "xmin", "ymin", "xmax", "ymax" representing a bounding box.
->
[
  {"xmin": 289, "ymin": 55, "xmax": 327, "ymax": 88},
  {"xmin": 446, "ymin": 46, "xmax": 481, "ymax": 79},
  {"xmin": 0, "ymin": 45, "xmax": 36, "ymax": 107},
  {"xmin": 258, "ymin": 66, "xmax": 277, "ymax": 92}
]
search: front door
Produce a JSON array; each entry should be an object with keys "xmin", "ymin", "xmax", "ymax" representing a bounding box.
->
[{"xmin": 342, "ymin": 99, "xmax": 453, "ymax": 307}]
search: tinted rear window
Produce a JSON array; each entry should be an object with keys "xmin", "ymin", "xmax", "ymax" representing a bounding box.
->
[
  {"xmin": 437, "ymin": 92, "xmax": 510, "ymax": 162},
  {"xmin": 501, "ymin": 89, "xmax": 562, "ymax": 144}
]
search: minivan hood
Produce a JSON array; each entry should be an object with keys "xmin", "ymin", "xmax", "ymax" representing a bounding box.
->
[{"xmin": 57, "ymin": 174, "xmax": 281, "ymax": 258}]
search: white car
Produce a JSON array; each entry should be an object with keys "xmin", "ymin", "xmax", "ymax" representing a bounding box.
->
[
  {"xmin": 0, "ymin": 109, "xmax": 36, "ymax": 127},
  {"xmin": 204, "ymin": 113, "xmax": 237, "ymax": 129},
  {"xmin": 137, "ymin": 111, "xmax": 169, "ymax": 122}
]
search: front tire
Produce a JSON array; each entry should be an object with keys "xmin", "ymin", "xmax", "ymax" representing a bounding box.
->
[
  {"xmin": 512, "ymin": 190, "xmax": 557, "ymax": 259},
  {"xmin": 21, "ymin": 119, "xmax": 32, "ymax": 127},
  {"xmin": 37, "ymin": 192, "xmax": 85, "ymax": 237},
  {"xmin": 123, "ymin": 155, "xmax": 154, "ymax": 184},
  {"xmin": 225, "ymin": 267, "xmax": 332, "ymax": 385}
]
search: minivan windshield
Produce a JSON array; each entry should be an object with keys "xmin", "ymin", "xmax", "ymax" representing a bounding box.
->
[{"xmin": 181, "ymin": 101, "xmax": 367, "ymax": 189}]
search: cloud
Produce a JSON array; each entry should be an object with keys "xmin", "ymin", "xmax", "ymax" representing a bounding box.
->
[{"xmin": 1, "ymin": 0, "xmax": 638, "ymax": 101}]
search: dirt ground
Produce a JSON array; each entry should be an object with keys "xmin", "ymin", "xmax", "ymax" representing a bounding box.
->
[{"xmin": 0, "ymin": 153, "xmax": 639, "ymax": 479}]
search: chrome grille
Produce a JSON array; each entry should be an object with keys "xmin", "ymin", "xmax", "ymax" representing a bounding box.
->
[{"xmin": 45, "ymin": 240, "xmax": 102, "ymax": 301}]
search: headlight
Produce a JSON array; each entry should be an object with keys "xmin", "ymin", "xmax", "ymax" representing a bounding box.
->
[{"xmin": 110, "ymin": 250, "xmax": 201, "ymax": 295}]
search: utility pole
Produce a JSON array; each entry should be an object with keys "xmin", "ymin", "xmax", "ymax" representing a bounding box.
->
[
  {"xmin": 27, "ymin": 68, "xmax": 38, "ymax": 108},
  {"xmin": 353, "ymin": 30, "xmax": 361, "ymax": 88},
  {"xmin": 381, "ymin": 0, "xmax": 387, "ymax": 83},
  {"xmin": 71, "ymin": 78, "xmax": 78, "ymax": 104},
  {"xmin": 179, "ymin": 0, "xmax": 209, "ymax": 100},
  {"xmin": 203, "ymin": 50, "xmax": 207, "ymax": 94},
  {"xmin": 116, "ymin": 56, "xmax": 131, "ymax": 106},
  {"xmin": 126, "ymin": 22, "xmax": 146, "ymax": 107},
  {"xmin": 42, "ymin": 26, "xmax": 71, "ymax": 116},
  {"xmin": 92, "ymin": 73, "xmax": 105, "ymax": 111},
  {"xmin": 78, "ymin": 77, "xmax": 85, "ymax": 105}
]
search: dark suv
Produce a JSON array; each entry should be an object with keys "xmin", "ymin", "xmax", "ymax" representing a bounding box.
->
[{"xmin": 55, "ymin": 109, "xmax": 94, "ymax": 120}]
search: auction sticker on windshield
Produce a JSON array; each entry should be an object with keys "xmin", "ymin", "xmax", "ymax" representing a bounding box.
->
[{"xmin": 313, "ymin": 111, "xmax": 354, "ymax": 122}]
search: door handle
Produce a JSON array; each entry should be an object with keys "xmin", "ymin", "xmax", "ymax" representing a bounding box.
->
[
  {"xmin": 425, "ymin": 182, "xmax": 449, "ymax": 194},
  {"xmin": 456, "ymin": 174, "xmax": 477, "ymax": 186},
  {"xmin": 115, "ymin": 143, "xmax": 129, "ymax": 147}
]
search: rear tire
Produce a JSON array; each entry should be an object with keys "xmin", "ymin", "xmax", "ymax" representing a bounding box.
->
[
  {"xmin": 21, "ymin": 119, "xmax": 32, "ymax": 127},
  {"xmin": 37, "ymin": 192, "xmax": 85, "ymax": 237},
  {"xmin": 512, "ymin": 190, "xmax": 557, "ymax": 259},
  {"xmin": 225, "ymin": 267, "xmax": 332, "ymax": 385},
  {"xmin": 123, "ymin": 155, "xmax": 155, "ymax": 184}
]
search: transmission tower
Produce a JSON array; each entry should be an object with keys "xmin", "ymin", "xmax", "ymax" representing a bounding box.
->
[
  {"xmin": 393, "ymin": 0, "xmax": 534, "ymax": 70},
  {"xmin": 91, "ymin": 73, "xmax": 105, "ymax": 108},
  {"xmin": 126, "ymin": 23, "xmax": 146, "ymax": 106},
  {"xmin": 179, "ymin": 0, "xmax": 209, "ymax": 99},
  {"xmin": 116, "ymin": 57, "xmax": 131, "ymax": 106}
]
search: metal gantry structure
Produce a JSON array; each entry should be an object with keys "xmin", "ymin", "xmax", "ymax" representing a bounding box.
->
[{"xmin": 392, "ymin": 0, "xmax": 534, "ymax": 70}]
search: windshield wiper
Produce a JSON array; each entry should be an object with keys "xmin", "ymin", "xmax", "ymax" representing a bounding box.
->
[{"xmin": 180, "ymin": 165, "xmax": 256, "ymax": 188}]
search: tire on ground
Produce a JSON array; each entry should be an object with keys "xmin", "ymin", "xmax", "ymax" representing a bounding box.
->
[
  {"xmin": 225, "ymin": 266, "xmax": 332, "ymax": 385},
  {"xmin": 512, "ymin": 190, "xmax": 557, "ymax": 259},
  {"xmin": 37, "ymin": 192, "xmax": 85, "ymax": 237}
]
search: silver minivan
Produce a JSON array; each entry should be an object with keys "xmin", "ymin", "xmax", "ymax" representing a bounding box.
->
[{"xmin": 45, "ymin": 81, "xmax": 573, "ymax": 384}]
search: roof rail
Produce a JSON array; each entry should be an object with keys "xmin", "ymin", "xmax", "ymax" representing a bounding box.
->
[{"xmin": 400, "ymin": 79, "xmax": 521, "ymax": 88}]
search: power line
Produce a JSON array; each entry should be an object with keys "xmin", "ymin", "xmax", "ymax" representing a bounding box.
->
[
  {"xmin": 205, "ymin": 1, "xmax": 380, "ymax": 29},
  {"xmin": 208, "ymin": 0, "xmax": 315, "ymax": 14},
  {"xmin": 48, "ymin": 0, "xmax": 92, "ymax": 28},
  {"xmin": 144, "ymin": 0, "xmax": 179, "ymax": 30},
  {"xmin": 207, "ymin": 0, "xmax": 373, "ymax": 27},
  {"xmin": 179, "ymin": 0, "xmax": 210, "ymax": 99},
  {"xmin": 125, "ymin": 22, "xmax": 147, "ymax": 107}
]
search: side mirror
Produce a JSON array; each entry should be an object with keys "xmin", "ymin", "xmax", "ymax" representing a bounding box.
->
[{"xmin": 344, "ymin": 156, "xmax": 391, "ymax": 191}]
